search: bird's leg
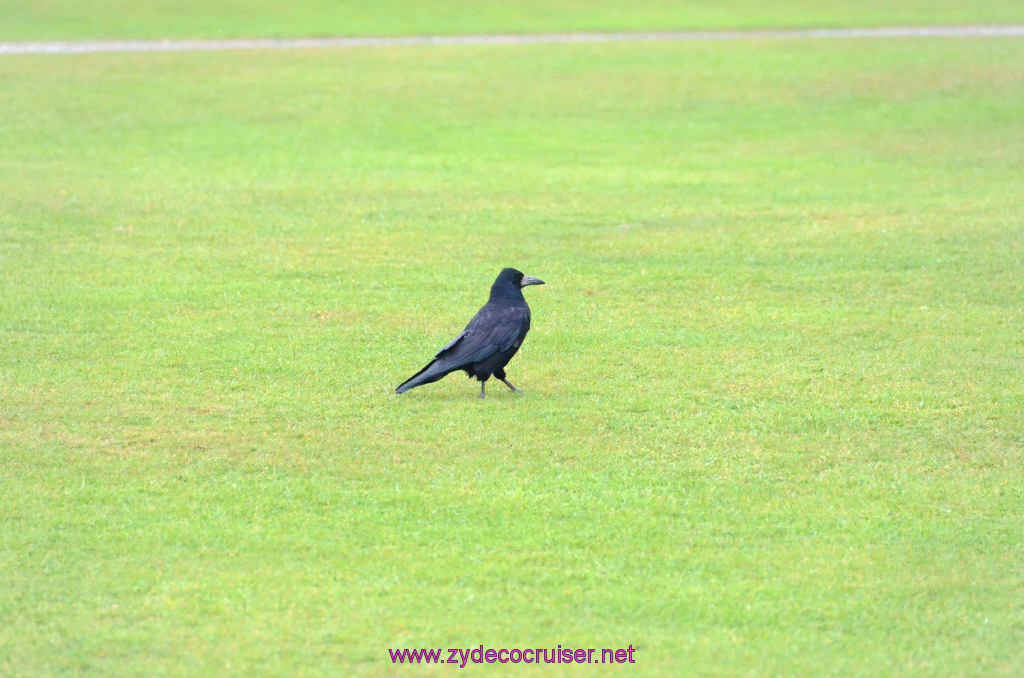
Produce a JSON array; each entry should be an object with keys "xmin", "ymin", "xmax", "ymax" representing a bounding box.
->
[
  {"xmin": 500, "ymin": 378, "xmax": 521, "ymax": 393},
  {"xmin": 478, "ymin": 382, "xmax": 486, "ymax": 399}
]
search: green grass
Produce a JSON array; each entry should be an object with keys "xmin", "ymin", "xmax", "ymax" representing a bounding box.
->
[
  {"xmin": 2, "ymin": 17, "xmax": 1024, "ymax": 678},
  {"xmin": 2, "ymin": 0, "xmax": 1024, "ymax": 41}
]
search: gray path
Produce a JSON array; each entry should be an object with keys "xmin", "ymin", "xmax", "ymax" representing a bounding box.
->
[{"xmin": 2, "ymin": 25, "xmax": 1023, "ymax": 55}]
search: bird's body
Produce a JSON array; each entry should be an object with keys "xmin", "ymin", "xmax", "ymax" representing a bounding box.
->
[{"xmin": 395, "ymin": 268, "xmax": 545, "ymax": 398}]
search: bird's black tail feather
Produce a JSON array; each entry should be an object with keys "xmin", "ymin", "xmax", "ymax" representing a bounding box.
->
[{"xmin": 395, "ymin": 359, "xmax": 455, "ymax": 394}]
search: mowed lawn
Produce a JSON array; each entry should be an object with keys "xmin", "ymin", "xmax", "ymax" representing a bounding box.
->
[
  {"xmin": 3, "ymin": 0, "xmax": 1024, "ymax": 41},
  {"xmin": 2, "ymin": 25, "xmax": 1023, "ymax": 678}
]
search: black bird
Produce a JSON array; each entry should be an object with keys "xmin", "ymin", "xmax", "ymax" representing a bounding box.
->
[{"xmin": 396, "ymin": 268, "xmax": 545, "ymax": 398}]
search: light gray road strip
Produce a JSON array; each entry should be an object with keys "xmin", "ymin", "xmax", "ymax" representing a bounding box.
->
[{"xmin": 2, "ymin": 25, "xmax": 1023, "ymax": 55}]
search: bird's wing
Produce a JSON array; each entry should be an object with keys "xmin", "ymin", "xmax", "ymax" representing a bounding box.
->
[
  {"xmin": 433, "ymin": 332, "xmax": 467, "ymax": 359},
  {"xmin": 446, "ymin": 303, "xmax": 529, "ymax": 366}
]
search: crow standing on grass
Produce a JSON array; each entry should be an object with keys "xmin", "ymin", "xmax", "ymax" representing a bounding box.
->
[{"xmin": 395, "ymin": 268, "xmax": 545, "ymax": 398}]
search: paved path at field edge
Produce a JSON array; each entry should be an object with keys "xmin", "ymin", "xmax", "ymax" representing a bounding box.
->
[{"xmin": 2, "ymin": 25, "xmax": 1023, "ymax": 55}]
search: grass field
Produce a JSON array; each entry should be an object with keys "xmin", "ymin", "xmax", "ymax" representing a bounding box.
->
[
  {"xmin": 2, "ymin": 4, "xmax": 1024, "ymax": 676},
  {"xmin": 3, "ymin": 0, "xmax": 1024, "ymax": 41}
]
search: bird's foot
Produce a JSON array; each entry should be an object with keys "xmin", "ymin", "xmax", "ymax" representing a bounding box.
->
[{"xmin": 500, "ymin": 378, "xmax": 521, "ymax": 394}]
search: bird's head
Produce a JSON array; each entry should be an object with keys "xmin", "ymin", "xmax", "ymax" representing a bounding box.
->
[
  {"xmin": 499, "ymin": 267, "xmax": 545, "ymax": 289},
  {"xmin": 491, "ymin": 268, "xmax": 545, "ymax": 300}
]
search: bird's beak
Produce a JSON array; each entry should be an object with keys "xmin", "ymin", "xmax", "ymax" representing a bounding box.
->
[{"xmin": 520, "ymin": 275, "xmax": 545, "ymax": 287}]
